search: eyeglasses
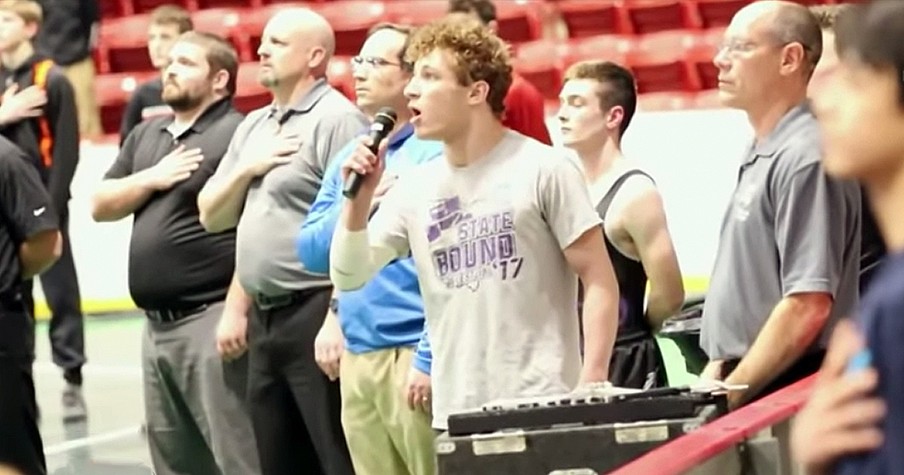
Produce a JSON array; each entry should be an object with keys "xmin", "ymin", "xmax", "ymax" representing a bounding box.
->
[
  {"xmin": 351, "ymin": 56, "xmax": 402, "ymax": 71},
  {"xmin": 716, "ymin": 38, "xmax": 812, "ymax": 58},
  {"xmin": 716, "ymin": 39, "xmax": 762, "ymax": 57}
]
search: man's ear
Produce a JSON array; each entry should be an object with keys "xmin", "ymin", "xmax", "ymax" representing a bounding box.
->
[
  {"xmin": 212, "ymin": 69, "xmax": 230, "ymax": 94},
  {"xmin": 780, "ymin": 42, "xmax": 808, "ymax": 77},
  {"xmin": 468, "ymin": 80, "xmax": 490, "ymax": 106},
  {"xmin": 488, "ymin": 19, "xmax": 499, "ymax": 34},
  {"xmin": 25, "ymin": 21, "xmax": 39, "ymax": 41},
  {"xmin": 606, "ymin": 105, "xmax": 624, "ymax": 133}
]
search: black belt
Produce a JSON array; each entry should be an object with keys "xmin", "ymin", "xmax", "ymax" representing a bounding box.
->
[
  {"xmin": 254, "ymin": 290, "xmax": 308, "ymax": 311},
  {"xmin": 616, "ymin": 327, "xmax": 654, "ymax": 345},
  {"xmin": 145, "ymin": 304, "xmax": 209, "ymax": 323}
]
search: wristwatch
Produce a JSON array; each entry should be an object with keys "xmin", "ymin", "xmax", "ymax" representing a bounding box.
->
[{"xmin": 329, "ymin": 297, "xmax": 339, "ymax": 315}]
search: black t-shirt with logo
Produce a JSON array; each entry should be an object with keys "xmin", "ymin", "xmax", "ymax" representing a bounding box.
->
[{"xmin": 0, "ymin": 137, "xmax": 58, "ymax": 297}]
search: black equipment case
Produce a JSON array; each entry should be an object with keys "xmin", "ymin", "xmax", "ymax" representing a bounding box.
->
[{"xmin": 436, "ymin": 390, "xmax": 726, "ymax": 475}]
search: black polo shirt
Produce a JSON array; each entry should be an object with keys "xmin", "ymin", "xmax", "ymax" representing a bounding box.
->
[
  {"xmin": 119, "ymin": 78, "xmax": 172, "ymax": 146},
  {"xmin": 104, "ymin": 98, "xmax": 243, "ymax": 311},
  {"xmin": 0, "ymin": 137, "xmax": 58, "ymax": 298}
]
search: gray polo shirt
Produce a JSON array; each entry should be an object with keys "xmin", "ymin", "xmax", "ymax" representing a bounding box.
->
[
  {"xmin": 701, "ymin": 103, "xmax": 861, "ymax": 360},
  {"xmin": 208, "ymin": 79, "xmax": 368, "ymax": 297}
]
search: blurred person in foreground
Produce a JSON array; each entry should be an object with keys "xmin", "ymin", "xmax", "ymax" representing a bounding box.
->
[{"xmin": 793, "ymin": 1, "xmax": 904, "ymax": 473}]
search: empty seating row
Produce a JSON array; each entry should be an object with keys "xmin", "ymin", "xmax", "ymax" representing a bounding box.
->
[
  {"xmin": 96, "ymin": 1, "xmax": 546, "ymax": 73},
  {"xmin": 97, "ymin": 0, "xmax": 851, "ymax": 74},
  {"xmin": 514, "ymin": 29, "xmax": 725, "ymax": 100},
  {"xmin": 94, "ymin": 27, "xmax": 725, "ymax": 135}
]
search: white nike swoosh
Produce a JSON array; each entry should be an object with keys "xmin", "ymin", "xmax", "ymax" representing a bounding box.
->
[{"xmin": 33, "ymin": 207, "xmax": 46, "ymax": 216}]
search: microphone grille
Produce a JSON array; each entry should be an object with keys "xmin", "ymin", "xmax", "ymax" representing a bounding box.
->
[{"xmin": 374, "ymin": 107, "xmax": 398, "ymax": 126}]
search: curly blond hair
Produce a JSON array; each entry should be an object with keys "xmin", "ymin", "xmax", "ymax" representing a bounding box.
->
[{"xmin": 405, "ymin": 14, "xmax": 512, "ymax": 118}]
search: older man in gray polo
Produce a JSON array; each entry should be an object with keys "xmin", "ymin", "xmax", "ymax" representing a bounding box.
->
[
  {"xmin": 197, "ymin": 7, "xmax": 366, "ymax": 475},
  {"xmin": 700, "ymin": 0, "xmax": 861, "ymax": 409}
]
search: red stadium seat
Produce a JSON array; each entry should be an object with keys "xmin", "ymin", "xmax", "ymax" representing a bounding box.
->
[
  {"xmin": 327, "ymin": 55, "xmax": 356, "ymax": 101},
  {"xmin": 308, "ymin": 1, "xmax": 389, "ymax": 57},
  {"xmin": 625, "ymin": 31, "xmax": 700, "ymax": 93},
  {"xmin": 560, "ymin": 34, "xmax": 631, "ymax": 70},
  {"xmin": 97, "ymin": 14, "xmax": 154, "ymax": 73},
  {"xmin": 195, "ymin": 0, "xmax": 263, "ymax": 9},
  {"xmin": 692, "ymin": 0, "xmax": 748, "ymax": 29},
  {"xmin": 554, "ymin": 0, "xmax": 628, "ymax": 38},
  {"xmin": 100, "ymin": 0, "xmax": 129, "ymax": 18},
  {"xmin": 233, "ymin": 62, "xmax": 271, "ymax": 114},
  {"xmin": 384, "ymin": 0, "xmax": 449, "ymax": 26},
  {"xmin": 492, "ymin": 0, "xmax": 546, "ymax": 44},
  {"xmin": 95, "ymin": 71, "xmax": 157, "ymax": 134},
  {"xmin": 191, "ymin": 8, "xmax": 246, "ymax": 56},
  {"xmin": 132, "ymin": 0, "xmax": 197, "ymax": 15},
  {"xmin": 622, "ymin": 0, "xmax": 699, "ymax": 34},
  {"xmin": 512, "ymin": 39, "xmax": 564, "ymax": 101},
  {"xmin": 686, "ymin": 28, "xmax": 723, "ymax": 90}
]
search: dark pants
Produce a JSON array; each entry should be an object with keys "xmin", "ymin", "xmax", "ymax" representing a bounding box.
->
[
  {"xmin": 24, "ymin": 212, "xmax": 85, "ymax": 383},
  {"xmin": 247, "ymin": 287, "xmax": 353, "ymax": 475},
  {"xmin": 609, "ymin": 330, "xmax": 668, "ymax": 389},
  {"xmin": 143, "ymin": 302, "xmax": 261, "ymax": 475},
  {"xmin": 0, "ymin": 291, "xmax": 46, "ymax": 475}
]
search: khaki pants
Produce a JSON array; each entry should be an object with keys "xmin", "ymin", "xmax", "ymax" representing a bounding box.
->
[
  {"xmin": 340, "ymin": 347, "xmax": 436, "ymax": 475},
  {"xmin": 61, "ymin": 57, "xmax": 102, "ymax": 138}
]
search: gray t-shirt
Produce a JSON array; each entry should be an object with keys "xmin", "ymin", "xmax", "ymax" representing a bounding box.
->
[
  {"xmin": 370, "ymin": 131, "xmax": 602, "ymax": 429},
  {"xmin": 701, "ymin": 104, "xmax": 862, "ymax": 360},
  {"xmin": 208, "ymin": 80, "xmax": 368, "ymax": 297}
]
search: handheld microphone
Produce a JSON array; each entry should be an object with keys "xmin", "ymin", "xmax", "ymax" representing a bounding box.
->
[{"xmin": 343, "ymin": 107, "xmax": 398, "ymax": 199}]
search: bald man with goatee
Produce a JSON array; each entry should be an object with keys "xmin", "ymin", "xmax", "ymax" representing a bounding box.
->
[{"xmin": 198, "ymin": 8, "xmax": 366, "ymax": 474}]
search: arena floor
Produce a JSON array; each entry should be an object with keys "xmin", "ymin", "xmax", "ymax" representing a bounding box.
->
[{"xmin": 33, "ymin": 314, "xmax": 698, "ymax": 474}]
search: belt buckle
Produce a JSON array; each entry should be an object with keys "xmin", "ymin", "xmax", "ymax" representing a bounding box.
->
[
  {"xmin": 147, "ymin": 309, "xmax": 174, "ymax": 323},
  {"xmin": 256, "ymin": 293, "xmax": 293, "ymax": 310},
  {"xmin": 147, "ymin": 306, "xmax": 205, "ymax": 323}
]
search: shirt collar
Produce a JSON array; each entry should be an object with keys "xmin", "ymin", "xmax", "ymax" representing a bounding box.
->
[
  {"xmin": 160, "ymin": 96, "xmax": 234, "ymax": 138},
  {"xmin": 267, "ymin": 78, "xmax": 331, "ymax": 120},
  {"xmin": 751, "ymin": 101, "xmax": 813, "ymax": 159},
  {"xmin": 388, "ymin": 122, "xmax": 414, "ymax": 149}
]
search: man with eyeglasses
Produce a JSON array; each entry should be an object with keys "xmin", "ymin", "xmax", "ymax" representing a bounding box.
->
[
  {"xmin": 297, "ymin": 22, "xmax": 441, "ymax": 475},
  {"xmin": 699, "ymin": 0, "xmax": 861, "ymax": 409}
]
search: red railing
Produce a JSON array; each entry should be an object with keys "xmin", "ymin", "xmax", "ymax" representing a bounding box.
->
[{"xmin": 610, "ymin": 374, "xmax": 817, "ymax": 475}]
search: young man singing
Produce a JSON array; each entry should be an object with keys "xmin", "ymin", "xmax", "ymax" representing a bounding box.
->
[{"xmin": 329, "ymin": 15, "xmax": 620, "ymax": 431}]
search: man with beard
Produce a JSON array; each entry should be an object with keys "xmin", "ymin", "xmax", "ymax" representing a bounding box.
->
[
  {"xmin": 198, "ymin": 7, "xmax": 365, "ymax": 474},
  {"xmin": 0, "ymin": 0, "xmax": 85, "ymax": 422},
  {"xmin": 90, "ymin": 32, "xmax": 260, "ymax": 475}
]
